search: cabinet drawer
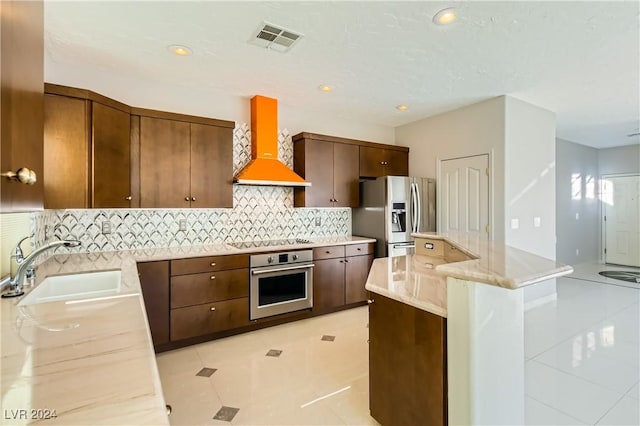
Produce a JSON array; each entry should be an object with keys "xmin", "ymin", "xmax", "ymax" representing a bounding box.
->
[
  {"xmin": 345, "ymin": 242, "xmax": 374, "ymax": 257},
  {"xmin": 170, "ymin": 298, "xmax": 250, "ymax": 341},
  {"xmin": 313, "ymin": 245, "xmax": 346, "ymax": 260},
  {"xmin": 415, "ymin": 238, "xmax": 444, "ymax": 257},
  {"xmin": 171, "ymin": 254, "xmax": 249, "ymax": 275},
  {"xmin": 170, "ymin": 269, "xmax": 249, "ymax": 308}
]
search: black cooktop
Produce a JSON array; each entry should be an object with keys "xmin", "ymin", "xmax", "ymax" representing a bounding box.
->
[{"xmin": 228, "ymin": 238, "xmax": 312, "ymax": 250}]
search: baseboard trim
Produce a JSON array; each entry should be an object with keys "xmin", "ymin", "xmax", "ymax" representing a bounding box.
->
[{"xmin": 524, "ymin": 292, "xmax": 557, "ymax": 311}]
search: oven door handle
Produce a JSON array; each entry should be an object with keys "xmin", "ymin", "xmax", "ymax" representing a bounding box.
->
[{"xmin": 251, "ymin": 264, "xmax": 315, "ymax": 275}]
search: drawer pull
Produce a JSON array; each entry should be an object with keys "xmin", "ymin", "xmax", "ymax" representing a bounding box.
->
[
  {"xmin": 325, "ymin": 250, "xmax": 331, "ymax": 254},
  {"xmin": 210, "ymin": 262, "xmax": 216, "ymax": 267},
  {"xmin": 210, "ymin": 307, "xmax": 216, "ymax": 311},
  {"xmin": 357, "ymin": 247, "xmax": 362, "ymax": 251},
  {"xmin": 367, "ymin": 299, "xmax": 375, "ymax": 304},
  {"xmin": 210, "ymin": 275, "xmax": 216, "ymax": 280}
]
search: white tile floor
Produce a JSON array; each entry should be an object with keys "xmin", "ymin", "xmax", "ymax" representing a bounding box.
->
[{"xmin": 157, "ymin": 262, "xmax": 639, "ymax": 425}]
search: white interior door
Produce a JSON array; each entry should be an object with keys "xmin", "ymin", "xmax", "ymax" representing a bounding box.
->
[
  {"xmin": 603, "ymin": 175, "xmax": 640, "ymax": 267},
  {"xmin": 440, "ymin": 155, "xmax": 489, "ymax": 238}
]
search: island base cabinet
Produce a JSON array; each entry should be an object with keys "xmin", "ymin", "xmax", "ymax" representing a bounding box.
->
[
  {"xmin": 171, "ymin": 298, "xmax": 250, "ymax": 341},
  {"xmin": 369, "ymin": 294, "xmax": 447, "ymax": 426}
]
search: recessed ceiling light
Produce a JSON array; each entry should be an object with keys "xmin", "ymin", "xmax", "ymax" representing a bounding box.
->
[
  {"xmin": 433, "ymin": 8, "xmax": 458, "ymax": 25},
  {"xmin": 318, "ymin": 85, "xmax": 333, "ymax": 92},
  {"xmin": 168, "ymin": 45, "xmax": 193, "ymax": 56},
  {"xmin": 396, "ymin": 105, "xmax": 409, "ymax": 111}
]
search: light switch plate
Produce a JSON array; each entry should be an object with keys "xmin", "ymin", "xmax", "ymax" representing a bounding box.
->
[
  {"xmin": 533, "ymin": 217, "xmax": 541, "ymax": 228},
  {"xmin": 101, "ymin": 221, "xmax": 112, "ymax": 234},
  {"xmin": 178, "ymin": 219, "xmax": 187, "ymax": 232},
  {"xmin": 510, "ymin": 218, "xmax": 519, "ymax": 230}
]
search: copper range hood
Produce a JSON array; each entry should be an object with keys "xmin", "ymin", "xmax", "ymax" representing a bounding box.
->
[{"xmin": 234, "ymin": 95, "xmax": 311, "ymax": 187}]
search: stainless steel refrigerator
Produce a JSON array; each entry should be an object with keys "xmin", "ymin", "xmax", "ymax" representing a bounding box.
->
[{"xmin": 353, "ymin": 176, "xmax": 436, "ymax": 257}]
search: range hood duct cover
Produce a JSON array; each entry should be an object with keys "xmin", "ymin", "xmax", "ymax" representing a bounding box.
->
[{"xmin": 234, "ymin": 95, "xmax": 311, "ymax": 187}]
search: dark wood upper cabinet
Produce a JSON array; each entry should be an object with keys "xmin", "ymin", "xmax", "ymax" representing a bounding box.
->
[
  {"xmin": 138, "ymin": 115, "xmax": 234, "ymax": 209},
  {"xmin": 43, "ymin": 94, "xmax": 90, "ymax": 209},
  {"xmin": 139, "ymin": 117, "xmax": 191, "ymax": 208},
  {"xmin": 92, "ymin": 103, "xmax": 131, "ymax": 208},
  {"xmin": 0, "ymin": 0, "xmax": 44, "ymax": 213},
  {"xmin": 43, "ymin": 86, "xmax": 132, "ymax": 209},
  {"xmin": 190, "ymin": 123, "xmax": 233, "ymax": 208},
  {"xmin": 360, "ymin": 146, "xmax": 409, "ymax": 178},
  {"xmin": 293, "ymin": 133, "xmax": 409, "ymax": 207},
  {"xmin": 293, "ymin": 135, "xmax": 359, "ymax": 208}
]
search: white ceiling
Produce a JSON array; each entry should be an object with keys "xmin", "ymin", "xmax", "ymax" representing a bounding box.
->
[{"xmin": 44, "ymin": 1, "xmax": 640, "ymax": 149}]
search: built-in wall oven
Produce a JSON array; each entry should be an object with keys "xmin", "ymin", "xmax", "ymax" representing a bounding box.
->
[{"xmin": 249, "ymin": 249, "xmax": 314, "ymax": 320}]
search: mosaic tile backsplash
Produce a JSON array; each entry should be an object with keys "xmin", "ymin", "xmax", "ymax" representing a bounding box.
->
[{"xmin": 30, "ymin": 124, "xmax": 351, "ymax": 255}]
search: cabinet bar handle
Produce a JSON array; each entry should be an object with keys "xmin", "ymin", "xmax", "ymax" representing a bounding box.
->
[
  {"xmin": 210, "ymin": 307, "xmax": 216, "ymax": 311},
  {"xmin": 125, "ymin": 196, "xmax": 132, "ymax": 200},
  {"xmin": 210, "ymin": 275, "xmax": 216, "ymax": 280},
  {"xmin": 210, "ymin": 262, "xmax": 216, "ymax": 267},
  {"xmin": 191, "ymin": 197, "xmax": 196, "ymax": 202},
  {"xmin": 185, "ymin": 196, "xmax": 190, "ymax": 201},
  {"xmin": 344, "ymin": 259, "xmax": 349, "ymax": 263},
  {"xmin": 367, "ymin": 299, "xmax": 375, "ymax": 304},
  {"xmin": 325, "ymin": 250, "xmax": 331, "ymax": 254}
]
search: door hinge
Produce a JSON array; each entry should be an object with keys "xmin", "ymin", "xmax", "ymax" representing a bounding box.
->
[
  {"xmin": 485, "ymin": 224, "xmax": 490, "ymax": 234},
  {"xmin": 604, "ymin": 248, "xmax": 607, "ymax": 254},
  {"xmin": 486, "ymin": 168, "xmax": 490, "ymax": 177},
  {"xmin": 604, "ymin": 215, "xmax": 607, "ymax": 221}
]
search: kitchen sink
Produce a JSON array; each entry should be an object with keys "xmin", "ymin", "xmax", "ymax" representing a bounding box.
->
[{"xmin": 18, "ymin": 270, "xmax": 122, "ymax": 306}]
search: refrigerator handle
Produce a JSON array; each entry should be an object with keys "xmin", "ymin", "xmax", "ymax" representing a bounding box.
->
[
  {"xmin": 410, "ymin": 182, "xmax": 418, "ymax": 233},
  {"xmin": 415, "ymin": 181, "xmax": 422, "ymax": 232}
]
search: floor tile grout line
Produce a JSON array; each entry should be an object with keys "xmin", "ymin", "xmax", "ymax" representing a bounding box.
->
[
  {"xmin": 592, "ymin": 388, "xmax": 634, "ymax": 426},
  {"xmin": 529, "ymin": 357, "xmax": 636, "ymax": 396},
  {"xmin": 525, "ymin": 394, "xmax": 590, "ymax": 425}
]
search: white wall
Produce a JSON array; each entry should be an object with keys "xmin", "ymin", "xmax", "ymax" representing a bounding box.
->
[
  {"xmin": 504, "ymin": 97, "xmax": 557, "ymax": 304},
  {"xmin": 45, "ymin": 64, "xmax": 395, "ymax": 144},
  {"xmin": 555, "ymin": 139, "xmax": 600, "ymax": 264},
  {"xmin": 395, "ymin": 96, "xmax": 506, "ymax": 241},
  {"xmin": 598, "ymin": 144, "xmax": 640, "ymax": 176},
  {"xmin": 0, "ymin": 213, "xmax": 32, "ymax": 277}
]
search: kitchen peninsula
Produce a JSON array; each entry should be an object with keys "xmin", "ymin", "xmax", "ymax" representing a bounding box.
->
[
  {"xmin": 365, "ymin": 233, "xmax": 573, "ymax": 426},
  {"xmin": 0, "ymin": 236, "xmax": 374, "ymax": 424}
]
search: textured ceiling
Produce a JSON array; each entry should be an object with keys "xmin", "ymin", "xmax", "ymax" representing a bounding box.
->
[{"xmin": 44, "ymin": 1, "xmax": 639, "ymax": 148}]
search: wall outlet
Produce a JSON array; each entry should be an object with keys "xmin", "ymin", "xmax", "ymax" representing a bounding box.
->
[
  {"xmin": 315, "ymin": 217, "xmax": 322, "ymax": 227},
  {"xmin": 178, "ymin": 219, "xmax": 187, "ymax": 232},
  {"xmin": 101, "ymin": 221, "xmax": 112, "ymax": 234},
  {"xmin": 576, "ymin": 248, "xmax": 580, "ymax": 256},
  {"xmin": 575, "ymin": 212, "xmax": 580, "ymax": 220},
  {"xmin": 533, "ymin": 217, "xmax": 541, "ymax": 228},
  {"xmin": 510, "ymin": 218, "xmax": 519, "ymax": 230}
]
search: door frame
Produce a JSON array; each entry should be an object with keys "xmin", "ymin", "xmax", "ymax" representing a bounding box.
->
[
  {"xmin": 600, "ymin": 173, "xmax": 640, "ymax": 263},
  {"xmin": 436, "ymin": 150, "xmax": 494, "ymax": 239}
]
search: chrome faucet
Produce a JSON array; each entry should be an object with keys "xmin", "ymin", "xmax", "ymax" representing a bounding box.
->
[{"xmin": 2, "ymin": 239, "xmax": 82, "ymax": 298}]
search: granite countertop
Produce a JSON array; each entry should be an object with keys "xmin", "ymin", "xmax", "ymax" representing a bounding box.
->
[
  {"xmin": 365, "ymin": 233, "xmax": 572, "ymax": 317},
  {"xmin": 0, "ymin": 236, "xmax": 375, "ymax": 425}
]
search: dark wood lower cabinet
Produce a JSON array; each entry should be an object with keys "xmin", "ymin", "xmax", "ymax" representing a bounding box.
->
[
  {"xmin": 313, "ymin": 257, "xmax": 346, "ymax": 313},
  {"xmin": 137, "ymin": 261, "xmax": 170, "ymax": 346},
  {"xmin": 170, "ymin": 298, "xmax": 250, "ymax": 341},
  {"xmin": 345, "ymin": 254, "xmax": 373, "ymax": 304},
  {"xmin": 369, "ymin": 294, "xmax": 447, "ymax": 426}
]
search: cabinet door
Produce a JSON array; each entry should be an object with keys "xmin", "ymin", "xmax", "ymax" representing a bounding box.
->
[
  {"xmin": 140, "ymin": 117, "xmax": 191, "ymax": 208},
  {"xmin": 190, "ymin": 123, "xmax": 233, "ymax": 208},
  {"xmin": 345, "ymin": 254, "xmax": 373, "ymax": 304},
  {"xmin": 0, "ymin": 0, "xmax": 44, "ymax": 212},
  {"xmin": 297, "ymin": 139, "xmax": 334, "ymax": 207},
  {"xmin": 333, "ymin": 143, "xmax": 359, "ymax": 207},
  {"xmin": 170, "ymin": 298, "xmax": 250, "ymax": 341},
  {"xmin": 384, "ymin": 149, "xmax": 409, "ymax": 176},
  {"xmin": 43, "ymin": 94, "xmax": 90, "ymax": 209},
  {"xmin": 359, "ymin": 146, "xmax": 385, "ymax": 178},
  {"xmin": 369, "ymin": 295, "xmax": 447, "ymax": 426},
  {"xmin": 92, "ymin": 102, "xmax": 131, "ymax": 208},
  {"xmin": 312, "ymin": 258, "xmax": 345, "ymax": 313},
  {"xmin": 138, "ymin": 261, "xmax": 170, "ymax": 346}
]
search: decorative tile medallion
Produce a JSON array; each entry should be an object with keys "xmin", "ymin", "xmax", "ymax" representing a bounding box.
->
[
  {"xmin": 213, "ymin": 406, "xmax": 240, "ymax": 422},
  {"xmin": 196, "ymin": 367, "xmax": 217, "ymax": 378},
  {"xmin": 265, "ymin": 349, "xmax": 283, "ymax": 357},
  {"xmin": 321, "ymin": 335, "xmax": 336, "ymax": 342}
]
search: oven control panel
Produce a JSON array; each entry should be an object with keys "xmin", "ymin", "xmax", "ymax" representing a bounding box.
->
[{"xmin": 251, "ymin": 249, "xmax": 313, "ymax": 268}]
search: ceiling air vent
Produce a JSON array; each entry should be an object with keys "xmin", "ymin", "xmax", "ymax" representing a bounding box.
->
[{"xmin": 249, "ymin": 21, "xmax": 303, "ymax": 53}]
